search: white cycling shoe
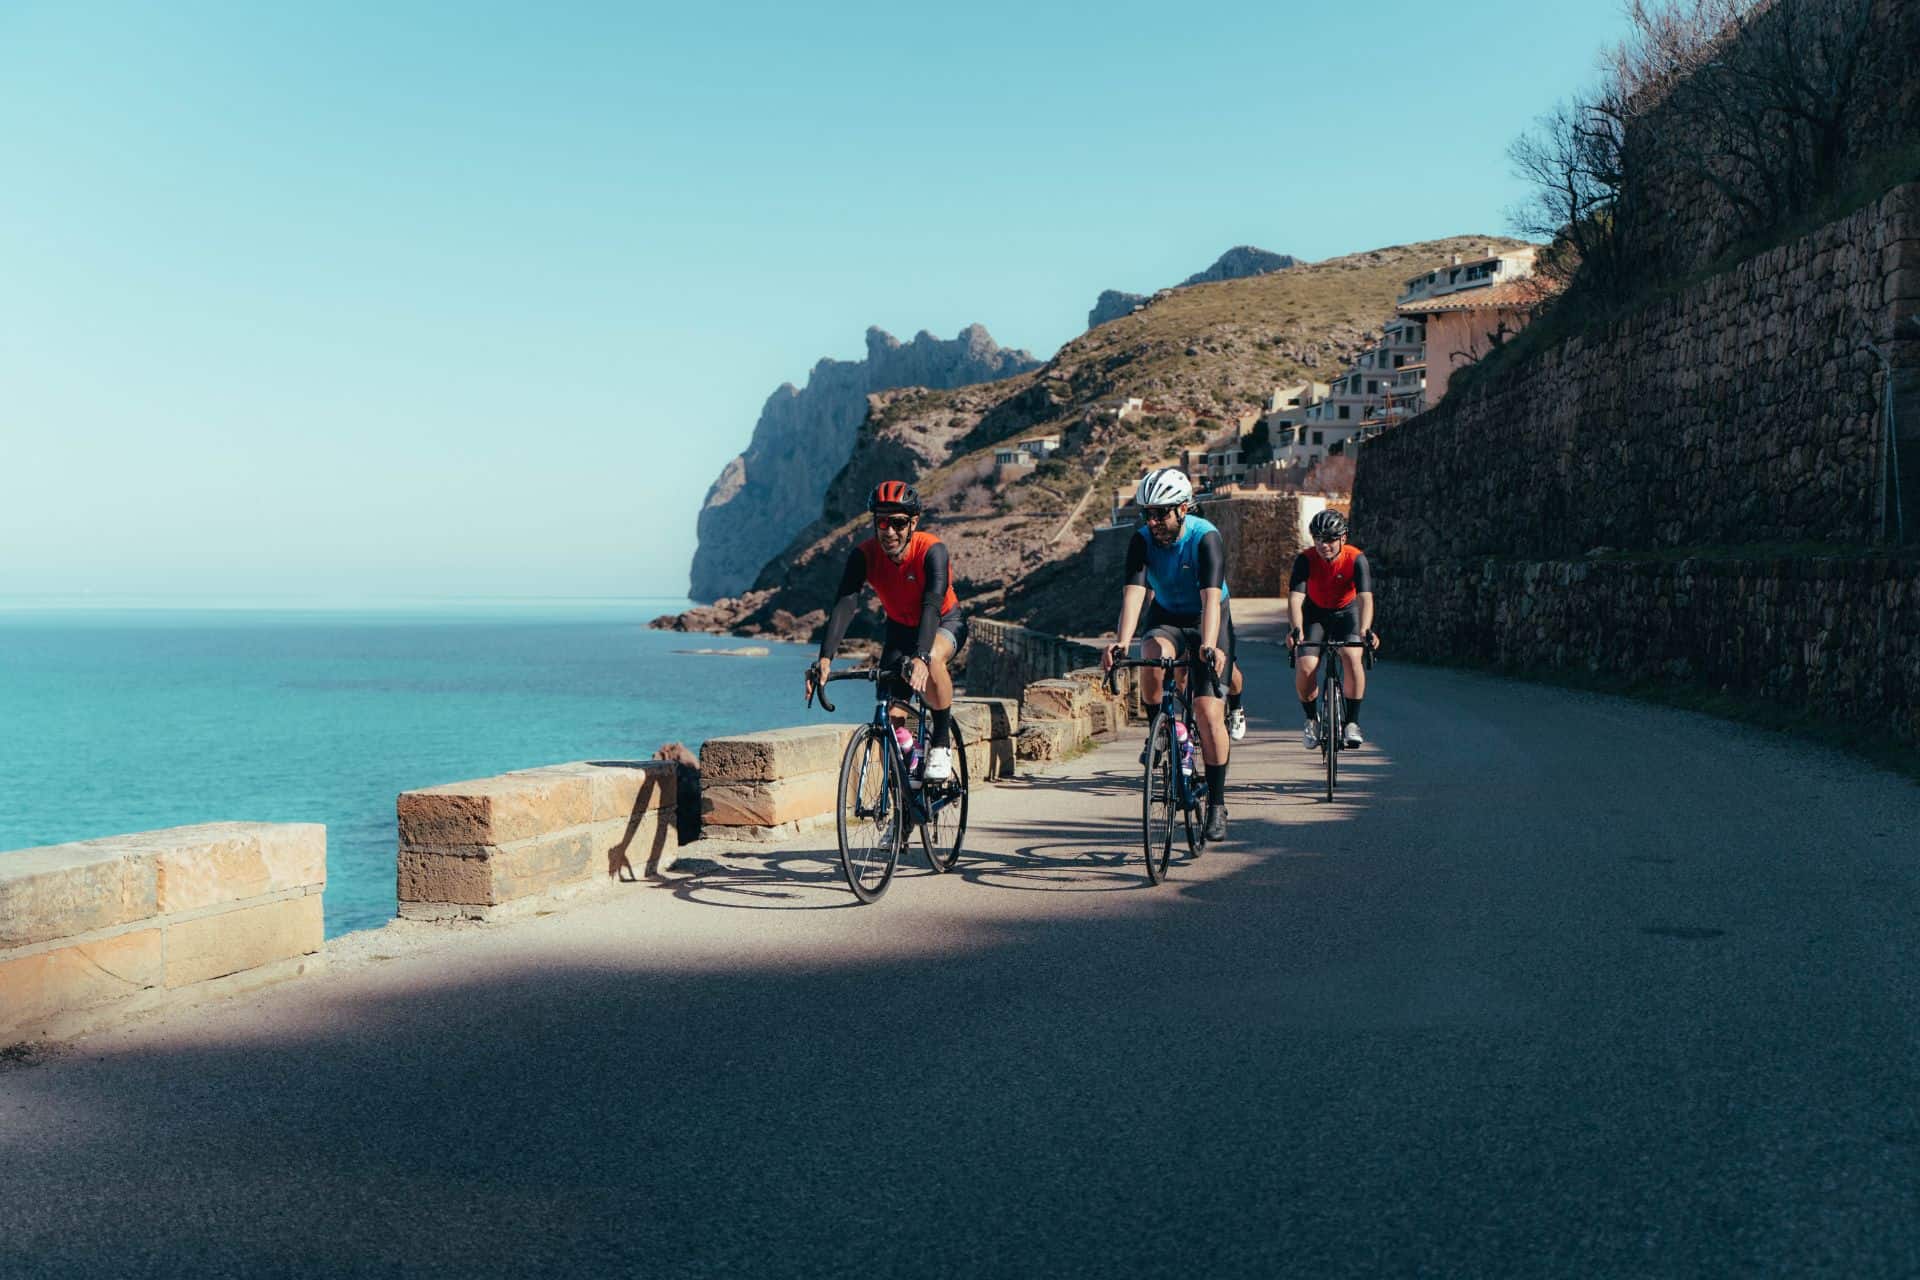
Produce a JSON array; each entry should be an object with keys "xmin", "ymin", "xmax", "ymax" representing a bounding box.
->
[
  {"xmin": 1302, "ymin": 721, "xmax": 1320, "ymax": 750},
  {"xmin": 1227, "ymin": 708, "xmax": 1248, "ymax": 741},
  {"xmin": 1341, "ymin": 722, "xmax": 1365, "ymax": 749},
  {"xmin": 922, "ymin": 746, "xmax": 955, "ymax": 781}
]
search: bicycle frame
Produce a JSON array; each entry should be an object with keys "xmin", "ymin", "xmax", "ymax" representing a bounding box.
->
[{"xmin": 1290, "ymin": 638, "xmax": 1372, "ymax": 801}]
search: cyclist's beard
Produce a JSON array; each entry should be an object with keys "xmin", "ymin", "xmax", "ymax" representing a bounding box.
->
[
  {"xmin": 1151, "ymin": 516, "xmax": 1183, "ymax": 547},
  {"xmin": 878, "ymin": 527, "xmax": 911, "ymax": 560}
]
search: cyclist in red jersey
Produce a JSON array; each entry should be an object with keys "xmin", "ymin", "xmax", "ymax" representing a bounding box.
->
[
  {"xmin": 1285, "ymin": 508, "xmax": 1379, "ymax": 749},
  {"xmin": 808, "ymin": 481, "xmax": 968, "ymax": 781}
]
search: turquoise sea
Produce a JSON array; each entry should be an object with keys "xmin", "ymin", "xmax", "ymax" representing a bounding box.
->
[{"xmin": 0, "ymin": 599, "xmax": 827, "ymax": 938}]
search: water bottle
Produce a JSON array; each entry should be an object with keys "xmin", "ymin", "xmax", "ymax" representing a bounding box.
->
[
  {"xmin": 1174, "ymin": 721, "xmax": 1195, "ymax": 776},
  {"xmin": 894, "ymin": 725, "xmax": 922, "ymax": 787}
]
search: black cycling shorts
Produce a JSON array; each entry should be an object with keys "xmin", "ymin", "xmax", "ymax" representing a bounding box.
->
[
  {"xmin": 1141, "ymin": 599, "xmax": 1236, "ymax": 699},
  {"xmin": 881, "ymin": 610, "xmax": 968, "ymax": 668},
  {"xmin": 1302, "ymin": 600, "xmax": 1363, "ymax": 646}
]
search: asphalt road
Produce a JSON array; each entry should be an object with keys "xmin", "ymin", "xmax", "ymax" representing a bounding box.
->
[{"xmin": 4, "ymin": 603, "xmax": 1917, "ymax": 1277}]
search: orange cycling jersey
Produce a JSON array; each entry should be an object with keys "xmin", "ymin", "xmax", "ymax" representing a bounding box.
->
[
  {"xmin": 1301, "ymin": 543, "xmax": 1365, "ymax": 610},
  {"xmin": 859, "ymin": 532, "xmax": 957, "ymax": 626}
]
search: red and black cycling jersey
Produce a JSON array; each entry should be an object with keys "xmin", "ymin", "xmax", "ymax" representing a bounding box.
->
[
  {"xmin": 818, "ymin": 531, "xmax": 958, "ymax": 659},
  {"xmin": 1288, "ymin": 544, "xmax": 1372, "ymax": 610}
]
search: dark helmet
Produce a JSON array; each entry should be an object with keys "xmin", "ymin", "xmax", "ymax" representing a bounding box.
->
[
  {"xmin": 867, "ymin": 480, "xmax": 922, "ymax": 515},
  {"xmin": 1309, "ymin": 509, "xmax": 1349, "ymax": 540}
]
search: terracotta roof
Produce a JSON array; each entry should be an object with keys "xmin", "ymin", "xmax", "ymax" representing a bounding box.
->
[{"xmin": 1398, "ymin": 278, "xmax": 1558, "ymax": 315}]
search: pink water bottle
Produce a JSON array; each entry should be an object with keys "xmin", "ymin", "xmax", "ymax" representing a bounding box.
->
[
  {"xmin": 1174, "ymin": 722, "xmax": 1194, "ymax": 776},
  {"xmin": 894, "ymin": 725, "xmax": 921, "ymax": 785}
]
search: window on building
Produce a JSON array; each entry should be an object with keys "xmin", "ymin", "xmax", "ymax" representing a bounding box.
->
[
  {"xmin": 1367, "ymin": 380, "xmax": 1378, "ymax": 394},
  {"xmin": 1394, "ymin": 355, "xmax": 1405, "ymax": 367}
]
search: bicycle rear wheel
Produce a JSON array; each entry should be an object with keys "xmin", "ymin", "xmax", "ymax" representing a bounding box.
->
[
  {"xmin": 837, "ymin": 725, "xmax": 903, "ymax": 903},
  {"xmin": 1324, "ymin": 678, "xmax": 1342, "ymax": 802},
  {"xmin": 921, "ymin": 724, "xmax": 969, "ymax": 873},
  {"xmin": 1142, "ymin": 713, "xmax": 1175, "ymax": 884}
]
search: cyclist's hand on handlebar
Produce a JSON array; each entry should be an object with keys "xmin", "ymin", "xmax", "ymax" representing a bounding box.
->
[
  {"xmin": 805, "ymin": 657, "xmax": 829, "ymax": 700},
  {"xmin": 1201, "ymin": 646, "xmax": 1226, "ymax": 677},
  {"xmin": 1286, "ymin": 625, "xmax": 1302, "ymax": 652},
  {"xmin": 1365, "ymin": 629, "xmax": 1381, "ymax": 654},
  {"xmin": 1102, "ymin": 642, "xmax": 1124, "ymax": 672},
  {"xmin": 905, "ymin": 656, "xmax": 929, "ymax": 694}
]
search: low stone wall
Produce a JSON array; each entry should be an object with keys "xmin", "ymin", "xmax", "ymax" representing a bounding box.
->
[
  {"xmin": 397, "ymin": 761, "xmax": 676, "ymax": 921},
  {"xmin": 965, "ymin": 618, "xmax": 1108, "ymax": 700},
  {"xmin": 1383, "ymin": 555, "xmax": 1920, "ymax": 744},
  {"xmin": 700, "ymin": 725, "xmax": 856, "ymax": 842},
  {"xmin": 1, "ymin": 823, "xmax": 326, "ymax": 1042}
]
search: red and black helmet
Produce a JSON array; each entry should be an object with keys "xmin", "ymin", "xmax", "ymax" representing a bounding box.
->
[{"xmin": 867, "ymin": 480, "xmax": 922, "ymax": 515}]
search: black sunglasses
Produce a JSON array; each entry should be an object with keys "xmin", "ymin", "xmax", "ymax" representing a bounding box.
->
[
  {"xmin": 1142, "ymin": 506, "xmax": 1182, "ymax": 523},
  {"xmin": 875, "ymin": 514, "xmax": 914, "ymax": 530}
]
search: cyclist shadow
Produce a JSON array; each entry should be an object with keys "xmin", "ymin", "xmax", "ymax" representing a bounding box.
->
[
  {"xmin": 662, "ymin": 844, "xmax": 881, "ymax": 911},
  {"xmin": 959, "ymin": 810, "xmax": 1201, "ymax": 894}
]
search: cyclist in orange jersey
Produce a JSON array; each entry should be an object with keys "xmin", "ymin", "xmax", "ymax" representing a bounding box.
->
[
  {"xmin": 808, "ymin": 481, "xmax": 968, "ymax": 781},
  {"xmin": 1286, "ymin": 508, "xmax": 1379, "ymax": 749}
]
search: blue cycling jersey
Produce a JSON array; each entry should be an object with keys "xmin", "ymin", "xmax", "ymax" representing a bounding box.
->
[{"xmin": 1134, "ymin": 515, "xmax": 1229, "ymax": 617}]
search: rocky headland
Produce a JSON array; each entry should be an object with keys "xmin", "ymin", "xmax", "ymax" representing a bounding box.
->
[{"xmin": 688, "ymin": 324, "xmax": 1040, "ymax": 601}]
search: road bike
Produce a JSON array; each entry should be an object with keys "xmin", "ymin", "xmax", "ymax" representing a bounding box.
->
[
  {"xmin": 1290, "ymin": 638, "xmax": 1374, "ymax": 802},
  {"xmin": 1106, "ymin": 653, "xmax": 1212, "ymax": 884},
  {"xmin": 807, "ymin": 661, "xmax": 969, "ymax": 903}
]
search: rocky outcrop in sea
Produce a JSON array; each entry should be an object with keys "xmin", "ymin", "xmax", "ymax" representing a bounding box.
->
[{"xmin": 689, "ymin": 324, "xmax": 1038, "ymax": 602}]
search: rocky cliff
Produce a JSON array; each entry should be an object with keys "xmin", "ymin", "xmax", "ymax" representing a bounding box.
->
[
  {"xmin": 689, "ymin": 325, "xmax": 1039, "ymax": 601},
  {"xmin": 1086, "ymin": 246, "xmax": 1299, "ymax": 329}
]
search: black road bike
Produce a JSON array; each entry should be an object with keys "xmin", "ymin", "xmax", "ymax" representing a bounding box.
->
[
  {"xmin": 1106, "ymin": 653, "xmax": 1214, "ymax": 884},
  {"xmin": 807, "ymin": 662, "xmax": 969, "ymax": 903},
  {"xmin": 1290, "ymin": 638, "xmax": 1374, "ymax": 802}
]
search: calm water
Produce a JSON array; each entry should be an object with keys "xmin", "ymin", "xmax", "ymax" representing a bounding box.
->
[{"xmin": 0, "ymin": 601, "xmax": 835, "ymax": 937}]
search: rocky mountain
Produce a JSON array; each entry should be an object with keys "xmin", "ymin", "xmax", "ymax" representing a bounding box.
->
[
  {"xmin": 1086, "ymin": 246, "xmax": 1300, "ymax": 329},
  {"xmin": 688, "ymin": 325, "xmax": 1039, "ymax": 601},
  {"xmin": 661, "ymin": 235, "xmax": 1529, "ymax": 642}
]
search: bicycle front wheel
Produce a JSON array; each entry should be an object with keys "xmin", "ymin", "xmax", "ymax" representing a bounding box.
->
[
  {"xmin": 921, "ymin": 724, "xmax": 970, "ymax": 873},
  {"xmin": 837, "ymin": 725, "xmax": 903, "ymax": 903},
  {"xmin": 1142, "ymin": 713, "xmax": 1176, "ymax": 884},
  {"xmin": 1324, "ymin": 679, "xmax": 1342, "ymax": 802}
]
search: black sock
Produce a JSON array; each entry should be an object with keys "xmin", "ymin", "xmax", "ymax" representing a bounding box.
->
[
  {"xmin": 1345, "ymin": 698, "xmax": 1362, "ymax": 726},
  {"xmin": 930, "ymin": 706, "xmax": 952, "ymax": 748},
  {"xmin": 1300, "ymin": 698, "xmax": 1318, "ymax": 723},
  {"xmin": 1205, "ymin": 762, "xmax": 1227, "ymax": 807},
  {"xmin": 1226, "ymin": 691, "xmax": 1242, "ymax": 712}
]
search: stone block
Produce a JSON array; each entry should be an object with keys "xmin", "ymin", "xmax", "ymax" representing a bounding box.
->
[
  {"xmin": 701, "ymin": 769, "xmax": 840, "ymax": 827},
  {"xmin": 951, "ymin": 696, "xmax": 1018, "ymax": 739},
  {"xmin": 164, "ymin": 895, "xmax": 323, "ymax": 990},
  {"xmin": 398, "ymin": 767, "xmax": 598, "ymax": 848},
  {"xmin": 964, "ymin": 737, "xmax": 993, "ymax": 782},
  {"xmin": 0, "ymin": 839, "xmax": 159, "ymax": 951},
  {"xmin": 1022, "ymin": 679, "xmax": 1090, "ymax": 722},
  {"xmin": 397, "ymin": 847, "xmax": 492, "ymax": 907},
  {"xmin": 699, "ymin": 725, "xmax": 857, "ymax": 784},
  {"xmin": 0, "ymin": 929, "xmax": 163, "ymax": 1038},
  {"xmin": 153, "ymin": 822, "xmax": 326, "ymax": 915},
  {"xmin": 570, "ymin": 761, "xmax": 678, "ymax": 819},
  {"xmin": 1087, "ymin": 700, "xmax": 1121, "ymax": 737},
  {"xmin": 1016, "ymin": 719, "xmax": 1084, "ymax": 761}
]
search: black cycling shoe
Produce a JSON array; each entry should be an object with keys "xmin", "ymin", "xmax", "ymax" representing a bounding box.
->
[{"xmin": 1203, "ymin": 804, "xmax": 1228, "ymax": 842}]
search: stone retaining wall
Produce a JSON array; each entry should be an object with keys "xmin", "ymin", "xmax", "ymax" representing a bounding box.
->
[
  {"xmin": 397, "ymin": 761, "xmax": 676, "ymax": 920},
  {"xmin": 1356, "ymin": 184, "xmax": 1920, "ymax": 568},
  {"xmin": 1380, "ymin": 556, "xmax": 1920, "ymax": 744},
  {"xmin": 1, "ymin": 823, "xmax": 326, "ymax": 1042}
]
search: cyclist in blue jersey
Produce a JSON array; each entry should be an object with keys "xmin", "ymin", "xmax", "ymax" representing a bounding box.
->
[{"xmin": 1100, "ymin": 467, "xmax": 1234, "ymax": 842}]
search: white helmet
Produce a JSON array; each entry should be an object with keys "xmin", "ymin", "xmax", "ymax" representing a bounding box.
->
[{"xmin": 1135, "ymin": 467, "xmax": 1194, "ymax": 508}]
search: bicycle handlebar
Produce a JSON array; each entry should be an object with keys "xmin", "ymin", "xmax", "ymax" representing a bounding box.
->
[
  {"xmin": 805, "ymin": 660, "xmax": 917, "ymax": 715},
  {"xmin": 1287, "ymin": 638, "xmax": 1376, "ymax": 670},
  {"xmin": 1103, "ymin": 651, "xmax": 1221, "ymax": 696}
]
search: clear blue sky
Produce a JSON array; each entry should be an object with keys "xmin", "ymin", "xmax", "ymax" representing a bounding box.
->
[{"xmin": 0, "ymin": 0, "xmax": 1626, "ymax": 603}]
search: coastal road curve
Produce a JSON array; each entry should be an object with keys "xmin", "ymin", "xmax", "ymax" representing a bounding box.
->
[{"xmin": 3, "ymin": 602, "xmax": 1917, "ymax": 1277}]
